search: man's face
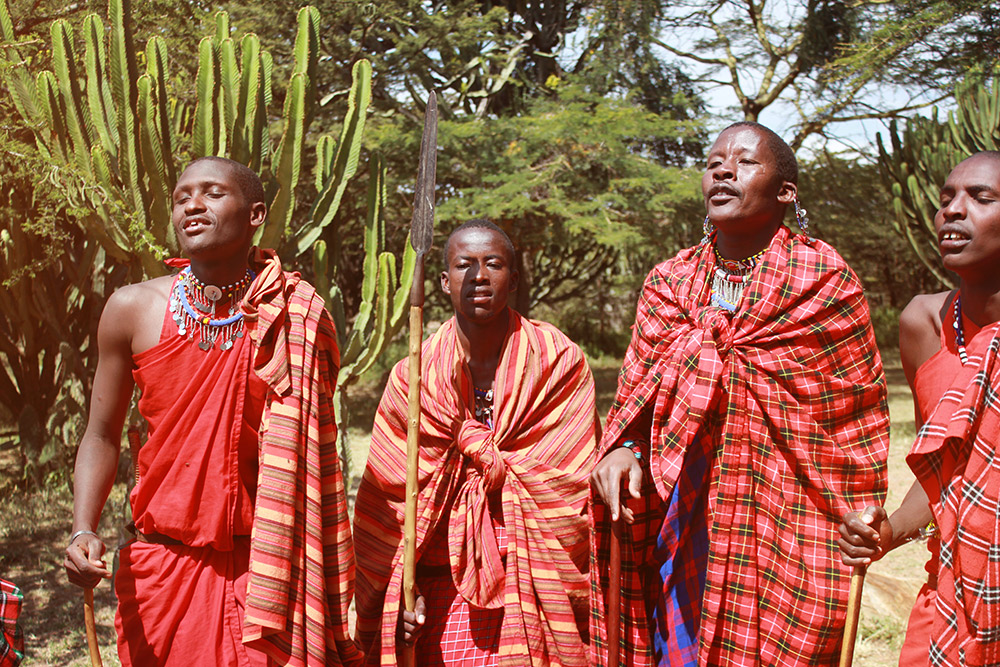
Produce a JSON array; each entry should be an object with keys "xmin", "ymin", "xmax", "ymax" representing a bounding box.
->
[
  {"xmin": 440, "ymin": 227, "xmax": 518, "ymax": 324},
  {"xmin": 935, "ymin": 154, "xmax": 1000, "ymax": 280},
  {"xmin": 172, "ymin": 161, "xmax": 265, "ymax": 262},
  {"xmin": 701, "ymin": 126, "xmax": 795, "ymax": 236}
]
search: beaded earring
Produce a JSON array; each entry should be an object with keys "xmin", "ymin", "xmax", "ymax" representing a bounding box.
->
[
  {"xmin": 794, "ymin": 195, "xmax": 810, "ymax": 236},
  {"xmin": 701, "ymin": 215, "xmax": 714, "ymax": 244}
]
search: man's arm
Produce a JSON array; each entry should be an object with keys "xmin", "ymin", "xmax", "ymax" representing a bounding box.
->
[{"xmin": 63, "ymin": 289, "xmax": 140, "ymax": 588}]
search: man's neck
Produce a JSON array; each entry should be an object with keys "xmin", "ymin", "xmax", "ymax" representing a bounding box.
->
[
  {"xmin": 455, "ymin": 309, "xmax": 511, "ymax": 389},
  {"xmin": 958, "ymin": 277, "xmax": 1000, "ymax": 328},
  {"xmin": 188, "ymin": 256, "xmax": 251, "ymax": 288}
]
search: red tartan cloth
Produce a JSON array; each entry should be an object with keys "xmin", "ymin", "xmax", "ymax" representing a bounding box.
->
[
  {"xmin": 354, "ymin": 311, "xmax": 598, "ymax": 666},
  {"xmin": 908, "ymin": 322, "xmax": 1000, "ymax": 667},
  {"xmin": 0, "ymin": 579, "xmax": 23, "ymax": 667},
  {"xmin": 591, "ymin": 226, "xmax": 890, "ymax": 666}
]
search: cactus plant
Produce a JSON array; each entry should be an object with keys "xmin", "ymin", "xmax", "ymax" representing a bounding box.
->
[{"xmin": 877, "ymin": 76, "xmax": 1000, "ymax": 289}]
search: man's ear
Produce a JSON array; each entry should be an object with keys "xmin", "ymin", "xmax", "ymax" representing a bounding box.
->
[
  {"xmin": 777, "ymin": 181, "xmax": 797, "ymax": 205},
  {"xmin": 509, "ymin": 269, "xmax": 520, "ymax": 295},
  {"xmin": 249, "ymin": 202, "xmax": 267, "ymax": 228},
  {"xmin": 440, "ymin": 271, "xmax": 451, "ymax": 295}
]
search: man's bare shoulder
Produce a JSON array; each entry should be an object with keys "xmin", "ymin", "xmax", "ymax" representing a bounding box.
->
[
  {"xmin": 100, "ymin": 276, "xmax": 173, "ymax": 337},
  {"xmin": 899, "ymin": 290, "xmax": 951, "ymax": 376}
]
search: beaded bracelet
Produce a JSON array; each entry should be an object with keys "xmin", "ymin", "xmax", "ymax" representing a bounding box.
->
[
  {"xmin": 68, "ymin": 529, "xmax": 99, "ymax": 548},
  {"xmin": 620, "ymin": 439, "xmax": 643, "ymax": 462}
]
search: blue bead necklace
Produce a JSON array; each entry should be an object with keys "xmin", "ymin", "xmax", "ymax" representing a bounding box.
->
[{"xmin": 169, "ymin": 266, "xmax": 255, "ymax": 351}]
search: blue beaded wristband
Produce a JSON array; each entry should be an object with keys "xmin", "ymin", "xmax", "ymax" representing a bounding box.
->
[{"xmin": 621, "ymin": 439, "xmax": 643, "ymax": 461}]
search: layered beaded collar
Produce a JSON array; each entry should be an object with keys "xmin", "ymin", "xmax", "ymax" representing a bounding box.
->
[
  {"xmin": 710, "ymin": 244, "xmax": 767, "ymax": 312},
  {"xmin": 169, "ymin": 266, "xmax": 256, "ymax": 351}
]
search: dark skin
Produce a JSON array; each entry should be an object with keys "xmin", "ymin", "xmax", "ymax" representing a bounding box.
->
[
  {"xmin": 591, "ymin": 125, "xmax": 796, "ymax": 524},
  {"xmin": 397, "ymin": 226, "xmax": 519, "ymax": 646},
  {"xmin": 839, "ymin": 154, "xmax": 1000, "ymax": 565},
  {"xmin": 63, "ymin": 161, "xmax": 266, "ymax": 588}
]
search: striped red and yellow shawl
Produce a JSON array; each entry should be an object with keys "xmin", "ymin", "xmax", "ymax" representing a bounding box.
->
[
  {"xmin": 239, "ymin": 248, "xmax": 362, "ymax": 666},
  {"xmin": 354, "ymin": 310, "xmax": 598, "ymax": 666},
  {"xmin": 909, "ymin": 323, "xmax": 1000, "ymax": 667},
  {"xmin": 591, "ymin": 226, "xmax": 890, "ymax": 666}
]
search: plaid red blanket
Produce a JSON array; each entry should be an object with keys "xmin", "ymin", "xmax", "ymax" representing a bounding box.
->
[
  {"xmin": 909, "ymin": 323, "xmax": 1000, "ymax": 667},
  {"xmin": 591, "ymin": 226, "xmax": 890, "ymax": 666},
  {"xmin": 0, "ymin": 579, "xmax": 23, "ymax": 667},
  {"xmin": 354, "ymin": 311, "xmax": 598, "ymax": 666}
]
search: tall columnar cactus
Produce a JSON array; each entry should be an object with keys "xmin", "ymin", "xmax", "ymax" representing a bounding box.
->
[
  {"xmin": 1, "ymin": 0, "xmax": 411, "ymax": 486},
  {"xmin": 877, "ymin": 77, "xmax": 1000, "ymax": 289},
  {"xmin": 313, "ymin": 156, "xmax": 416, "ymax": 474}
]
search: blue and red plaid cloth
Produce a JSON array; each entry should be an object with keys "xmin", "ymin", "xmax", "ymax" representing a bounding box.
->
[
  {"xmin": 590, "ymin": 226, "xmax": 890, "ymax": 666},
  {"xmin": 0, "ymin": 579, "xmax": 23, "ymax": 667},
  {"xmin": 909, "ymin": 323, "xmax": 1000, "ymax": 666}
]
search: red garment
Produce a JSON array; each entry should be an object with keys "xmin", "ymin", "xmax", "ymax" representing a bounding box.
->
[
  {"xmin": 354, "ymin": 311, "xmax": 598, "ymax": 666},
  {"xmin": 908, "ymin": 312, "xmax": 1000, "ymax": 666},
  {"xmin": 117, "ymin": 272, "xmax": 268, "ymax": 666},
  {"xmin": 898, "ymin": 293, "xmax": 978, "ymax": 665},
  {"xmin": 0, "ymin": 579, "xmax": 23, "ymax": 667},
  {"xmin": 591, "ymin": 227, "xmax": 890, "ymax": 666}
]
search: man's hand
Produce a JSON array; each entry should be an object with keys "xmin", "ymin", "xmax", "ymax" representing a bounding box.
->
[
  {"xmin": 591, "ymin": 447, "xmax": 644, "ymax": 524},
  {"xmin": 397, "ymin": 594, "xmax": 426, "ymax": 646},
  {"xmin": 838, "ymin": 506, "xmax": 891, "ymax": 567},
  {"xmin": 64, "ymin": 533, "xmax": 111, "ymax": 589}
]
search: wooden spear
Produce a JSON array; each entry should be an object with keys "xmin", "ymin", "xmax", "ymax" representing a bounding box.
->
[
  {"xmin": 84, "ymin": 588, "xmax": 104, "ymax": 667},
  {"xmin": 402, "ymin": 91, "xmax": 437, "ymax": 667},
  {"xmin": 607, "ymin": 522, "xmax": 622, "ymax": 666},
  {"xmin": 838, "ymin": 565, "xmax": 866, "ymax": 667}
]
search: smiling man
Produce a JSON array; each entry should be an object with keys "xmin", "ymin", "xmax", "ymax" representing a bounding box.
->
[
  {"xmin": 590, "ymin": 122, "xmax": 890, "ymax": 666},
  {"xmin": 353, "ymin": 219, "xmax": 599, "ymax": 666},
  {"xmin": 63, "ymin": 157, "xmax": 361, "ymax": 666},
  {"xmin": 840, "ymin": 151, "xmax": 1000, "ymax": 666}
]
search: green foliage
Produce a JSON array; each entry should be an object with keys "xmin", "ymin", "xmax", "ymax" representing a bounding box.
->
[{"xmin": 877, "ymin": 76, "xmax": 1000, "ymax": 289}]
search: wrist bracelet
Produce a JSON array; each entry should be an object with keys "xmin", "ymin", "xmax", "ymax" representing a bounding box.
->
[
  {"xmin": 621, "ymin": 440, "xmax": 643, "ymax": 461},
  {"xmin": 68, "ymin": 529, "xmax": 99, "ymax": 548}
]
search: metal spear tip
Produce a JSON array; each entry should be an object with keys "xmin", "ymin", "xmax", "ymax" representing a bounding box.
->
[{"xmin": 410, "ymin": 92, "xmax": 437, "ymax": 257}]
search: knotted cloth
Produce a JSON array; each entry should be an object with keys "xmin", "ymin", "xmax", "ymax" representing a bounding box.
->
[
  {"xmin": 909, "ymin": 323, "xmax": 1000, "ymax": 667},
  {"xmin": 591, "ymin": 226, "xmax": 890, "ymax": 666},
  {"xmin": 354, "ymin": 311, "xmax": 598, "ymax": 666},
  {"xmin": 240, "ymin": 248, "xmax": 361, "ymax": 666}
]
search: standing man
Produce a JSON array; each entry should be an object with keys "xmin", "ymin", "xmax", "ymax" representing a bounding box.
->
[
  {"xmin": 354, "ymin": 219, "xmax": 598, "ymax": 666},
  {"xmin": 840, "ymin": 151, "xmax": 1000, "ymax": 666},
  {"xmin": 63, "ymin": 157, "xmax": 361, "ymax": 666},
  {"xmin": 590, "ymin": 122, "xmax": 890, "ymax": 666}
]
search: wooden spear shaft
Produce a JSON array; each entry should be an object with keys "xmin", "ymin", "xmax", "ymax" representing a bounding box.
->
[
  {"xmin": 838, "ymin": 565, "xmax": 866, "ymax": 667},
  {"xmin": 84, "ymin": 588, "xmax": 103, "ymax": 667},
  {"xmin": 607, "ymin": 523, "xmax": 622, "ymax": 666}
]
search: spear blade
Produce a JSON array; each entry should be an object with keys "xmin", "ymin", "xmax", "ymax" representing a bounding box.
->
[{"xmin": 410, "ymin": 91, "xmax": 437, "ymax": 258}]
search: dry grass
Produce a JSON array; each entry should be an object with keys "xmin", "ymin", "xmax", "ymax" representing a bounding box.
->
[{"xmin": 0, "ymin": 354, "xmax": 922, "ymax": 665}]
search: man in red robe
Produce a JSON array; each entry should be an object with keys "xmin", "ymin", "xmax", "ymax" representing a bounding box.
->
[
  {"xmin": 590, "ymin": 122, "xmax": 890, "ymax": 666},
  {"xmin": 63, "ymin": 157, "xmax": 361, "ymax": 666},
  {"xmin": 840, "ymin": 151, "xmax": 1000, "ymax": 666},
  {"xmin": 353, "ymin": 219, "xmax": 598, "ymax": 666}
]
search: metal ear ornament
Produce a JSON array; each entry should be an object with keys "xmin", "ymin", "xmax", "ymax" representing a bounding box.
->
[{"xmin": 794, "ymin": 196, "xmax": 810, "ymax": 236}]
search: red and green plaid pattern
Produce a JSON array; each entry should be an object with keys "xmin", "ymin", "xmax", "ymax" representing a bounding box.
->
[
  {"xmin": 355, "ymin": 311, "xmax": 599, "ymax": 666},
  {"xmin": 0, "ymin": 579, "xmax": 23, "ymax": 667},
  {"xmin": 908, "ymin": 323, "xmax": 1000, "ymax": 667},
  {"xmin": 240, "ymin": 248, "xmax": 362, "ymax": 666},
  {"xmin": 591, "ymin": 226, "xmax": 890, "ymax": 666}
]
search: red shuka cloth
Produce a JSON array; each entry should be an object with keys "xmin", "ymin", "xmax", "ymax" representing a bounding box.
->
[
  {"xmin": 353, "ymin": 311, "xmax": 599, "ymax": 666},
  {"xmin": 908, "ymin": 321, "xmax": 1000, "ymax": 667},
  {"xmin": 591, "ymin": 227, "xmax": 890, "ymax": 666}
]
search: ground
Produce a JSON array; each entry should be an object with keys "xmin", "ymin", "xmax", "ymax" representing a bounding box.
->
[{"xmin": 0, "ymin": 355, "xmax": 923, "ymax": 666}]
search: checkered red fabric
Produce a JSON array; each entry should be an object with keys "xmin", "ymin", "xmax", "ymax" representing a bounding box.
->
[
  {"xmin": 355, "ymin": 311, "xmax": 598, "ymax": 666},
  {"xmin": 591, "ymin": 226, "xmax": 890, "ymax": 666},
  {"xmin": 908, "ymin": 323, "xmax": 1000, "ymax": 667},
  {"xmin": 0, "ymin": 579, "xmax": 23, "ymax": 667}
]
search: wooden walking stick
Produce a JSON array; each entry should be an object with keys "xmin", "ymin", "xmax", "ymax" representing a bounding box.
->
[
  {"xmin": 838, "ymin": 565, "xmax": 866, "ymax": 667},
  {"xmin": 402, "ymin": 91, "xmax": 438, "ymax": 667},
  {"xmin": 606, "ymin": 521, "xmax": 623, "ymax": 666},
  {"xmin": 84, "ymin": 588, "xmax": 104, "ymax": 667}
]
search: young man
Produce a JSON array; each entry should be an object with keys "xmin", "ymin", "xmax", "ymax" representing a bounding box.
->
[
  {"xmin": 353, "ymin": 219, "xmax": 599, "ymax": 666},
  {"xmin": 840, "ymin": 151, "xmax": 1000, "ymax": 666},
  {"xmin": 63, "ymin": 157, "xmax": 361, "ymax": 666},
  {"xmin": 590, "ymin": 122, "xmax": 891, "ymax": 666}
]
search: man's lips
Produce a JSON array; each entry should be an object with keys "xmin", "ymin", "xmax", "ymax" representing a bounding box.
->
[
  {"xmin": 707, "ymin": 184, "xmax": 739, "ymax": 202},
  {"xmin": 181, "ymin": 217, "xmax": 211, "ymax": 232},
  {"xmin": 938, "ymin": 225, "xmax": 971, "ymax": 252}
]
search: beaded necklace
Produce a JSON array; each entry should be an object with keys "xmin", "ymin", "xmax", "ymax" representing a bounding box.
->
[
  {"xmin": 170, "ymin": 266, "xmax": 255, "ymax": 351},
  {"xmin": 473, "ymin": 386, "xmax": 494, "ymax": 428},
  {"xmin": 954, "ymin": 292, "xmax": 969, "ymax": 365},
  {"xmin": 710, "ymin": 245, "xmax": 767, "ymax": 312}
]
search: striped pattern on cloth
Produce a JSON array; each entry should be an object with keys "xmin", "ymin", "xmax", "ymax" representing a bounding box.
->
[
  {"xmin": 908, "ymin": 323, "xmax": 1000, "ymax": 667},
  {"xmin": 590, "ymin": 226, "xmax": 890, "ymax": 667},
  {"xmin": 239, "ymin": 248, "xmax": 362, "ymax": 666},
  {"xmin": 354, "ymin": 310, "xmax": 599, "ymax": 666}
]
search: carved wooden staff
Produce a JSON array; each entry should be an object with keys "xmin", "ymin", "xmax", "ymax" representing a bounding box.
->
[
  {"xmin": 838, "ymin": 565, "xmax": 866, "ymax": 667},
  {"xmin": 84, "ymin": 588, "xmax": 104, "ymax": 666},
  {"xmin": 402, "ymin": 91, "xmax": 437, "ymax": 667}
]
